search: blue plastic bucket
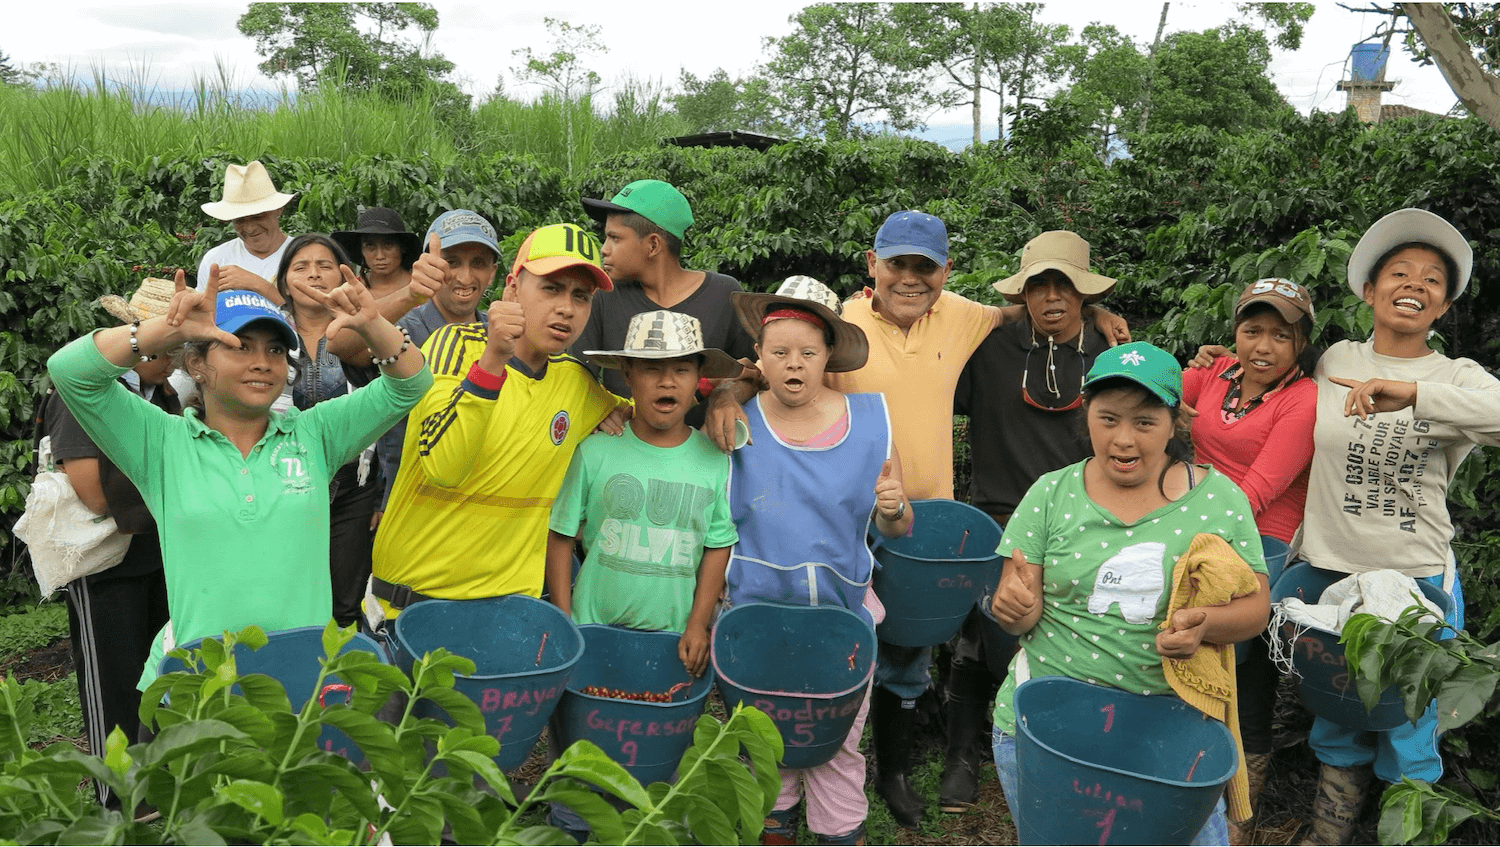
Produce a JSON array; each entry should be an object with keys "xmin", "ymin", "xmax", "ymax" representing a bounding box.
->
[
  {"xmin": 557, "ymin": 625, "xmax": 713, "ymax": 785},
  {"xmin": 869, "ymin": 500, "xmax": 1002, "ymax": 647},
  {"xmin": 391, "ymin": 595, "xmax": 583, "ymax": 770},
  {"xmin": 712, "ymin": 603, "xmax": 875, "ymax": 769},
  {"xmin": 976, "ymin": 596, "xmax": 1020, "ymax": 680},
  {"xmin": 159, "ymin": 625, "xmax": 387, "ymax": 766},
  {"xmin": 1235, "ymin": 535, "xmax": 1293, "ymax": 665},
  {"xmin": 1013, "ymin": 676, "xmax": 1237, "ymax": 845},
  {"xmin": 1271, "ymin": 563, "xmax": 1451, "ymax": 731}
]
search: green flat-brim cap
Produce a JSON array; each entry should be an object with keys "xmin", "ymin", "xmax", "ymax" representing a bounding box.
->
[
  {"xmin": 1083, "ymin": 342, "xmax": 1182, "ymax": 406},
  {"xmin": 582, "ymin": 179, "xmax": 694, "ymax": 239}
]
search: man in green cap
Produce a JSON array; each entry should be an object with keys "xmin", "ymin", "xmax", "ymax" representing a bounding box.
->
[{"xmin": 576, "ymin": 180, "xmax": 755, "ymax": 417}]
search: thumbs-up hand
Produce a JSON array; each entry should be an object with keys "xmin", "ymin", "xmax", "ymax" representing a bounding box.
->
[
  {"xmin": 410, "ymin": 231, "xmax": 448, "ymax": 301},
  {"xmin": 479, "ymin": 298, "xmax": 527, "ymax": 373},
  {"xmin": 874, "ymin": 460, "xmax": 905, "ymax": 521},
  {"xmin": 991, "ymin": 548, "xmax": 1042, "ymax": 631},
  {"xmin": 1156, "ymin": 608, "xmax": 1210, "ymax": 659}
]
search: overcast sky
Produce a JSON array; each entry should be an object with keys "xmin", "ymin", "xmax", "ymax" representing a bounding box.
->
[{"xmin": 1, "ymin": 1, "xmax": 1461, "ymax": 137}]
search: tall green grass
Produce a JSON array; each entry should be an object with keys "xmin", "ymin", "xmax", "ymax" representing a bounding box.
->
[{"xmin": 0, "ymin": 66, "xmax": 689, "ymax": 194}]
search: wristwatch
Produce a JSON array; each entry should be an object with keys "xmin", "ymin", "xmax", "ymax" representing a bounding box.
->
[{"xmin": 892, "ymin": 499, "xmax": 906, "ymax": 521}]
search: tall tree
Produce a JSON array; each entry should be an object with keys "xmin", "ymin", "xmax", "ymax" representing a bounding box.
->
[
  {"xmin": 1053, "ymin": 24, "xmax": 1151, "ymax": 156},
  {"xmin": 0, "ymin": 49, "xmax": 20, "ymax": 86},
  {"xmin": 1236, "ymin": 2, "xmax": 1316, "ymax": 50},
  {"xmin": 763, "ymin": 3, "xmax": 948, "ymax": 138},
  {"xmin": 671, "ymin": 68, "xmax": 789, "ymax": 136},
  {"xmin": 510, "ymin": 17, "xmax": 608, "ymax": 102},
  {"xmin": 1131, "ymin": 24, "xmax": 1291, "ymax": 133},
  {"xmin": 238, "ymin": 3, "xmax": 455, "ymax": 95}
]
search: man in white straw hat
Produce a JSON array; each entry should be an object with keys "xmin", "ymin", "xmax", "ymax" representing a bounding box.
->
[
  {"xmin": 195, "ymin": 161, "xmax": 296, "ymax": 302},
  {"xmin": 39, "ymin": 277, "xmax": 180, "ymax": 810}
]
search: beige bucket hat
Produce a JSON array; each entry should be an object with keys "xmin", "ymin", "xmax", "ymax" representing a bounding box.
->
[
  {"xmin": 584, "ymin": 310, "xmax": 743, "ymax": 378},
  {"xmin": 200, "ymin": 161, "xmax": 296, "ymax": 221},
  {"xmin": 97, "ymin": 277, "xmax": 176, "ymax": 324},
  {"xmin": 730, "ymin": 276, "xmax": 870, "ymax": 373},
  {"xmin": 992, "ymin": 231, "xmax": 1117, "ymax": 304}
]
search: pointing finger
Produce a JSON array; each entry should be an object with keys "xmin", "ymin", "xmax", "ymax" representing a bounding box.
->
[{"xmin": 339, "ymin": 263, "xmax": 361, "ymax": 286}]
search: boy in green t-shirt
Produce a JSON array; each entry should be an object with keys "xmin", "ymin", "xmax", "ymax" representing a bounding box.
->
[{"xmin": 546, "ymin": 310, "xmax": 743, "ymax": 674}]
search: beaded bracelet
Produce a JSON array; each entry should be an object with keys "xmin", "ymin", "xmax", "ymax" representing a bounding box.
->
[
  {"xmin": 129, "ymin": 321, "xmax": 141, "ymax": 356},
  {"xmin": 371, "ymin": 325, "xmax": 411, "ymax": 367}
]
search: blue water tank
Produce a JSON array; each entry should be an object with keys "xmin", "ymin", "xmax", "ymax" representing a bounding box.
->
[{"xmin": 1351, "ymin": 43, "xmax": 1390, "ymax": 81}]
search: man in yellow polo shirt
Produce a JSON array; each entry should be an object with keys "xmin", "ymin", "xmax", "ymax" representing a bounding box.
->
[{"xmin": 371, "ymin": 223, "xmax": 629, "ymax": 617}]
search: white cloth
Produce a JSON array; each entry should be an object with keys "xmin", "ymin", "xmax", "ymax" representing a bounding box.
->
[
  {"xmin": 195, "ymin": 237, "xmax": 291, "ymax": 291},
  {"xmin": 15, "ymin": 439, "xmax": 131, "ymax": 596},
  {"xmin": 1274, "ymin": 570, "xmax": 1444, "ymax": 639}
]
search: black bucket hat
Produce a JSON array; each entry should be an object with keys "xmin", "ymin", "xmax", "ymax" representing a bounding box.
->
[{"xmin": 332, "ymin": 208, "xmax": 422, "ymax": 270}]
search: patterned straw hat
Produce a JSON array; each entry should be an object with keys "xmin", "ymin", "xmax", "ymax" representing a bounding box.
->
[
  {"xmin": 584, "ymin": 309, "xmax": 743, "ymax": 378},
  {"xmin": 730, "ymin": 276, "xmax": 870, "ymax": 373},
  {"xmin": 97, "ymin": 277, "xmax": 177, "ymax": 324}
]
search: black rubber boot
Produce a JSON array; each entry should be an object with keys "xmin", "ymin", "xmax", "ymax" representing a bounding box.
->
[
  {"xmin": 871, "ymin": 687, "xmax": 926, "ymax": 828},
  {"xmin": 937, "ymin": 658, "xmax": 995, "ymax": 812}
]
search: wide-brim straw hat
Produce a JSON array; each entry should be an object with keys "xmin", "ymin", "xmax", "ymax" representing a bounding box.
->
[
  {"xmin": 332, "ymin": 207, "xmax": 422, "ymax": 268},
  {"xmin": 201, "ymin": 161, "xmax": 296, "ymax": 221},
  {"xmin": 992, "ymin": 230, "xmax": 1117, "ymax": 304},
  {"xmin": 584, "ymin": 309, "xmax": 743, "ymax": 378},
  {"xmin": 1346, "ymin": 208, "xmax": 1472, "ymax": 299},
  {"xmin": 98, "ymin": 277, "xmax": 176, "ymax": 324},
  {"xmin": 730, "ymin": 276, "xmax": 870, "ymax": 373}
]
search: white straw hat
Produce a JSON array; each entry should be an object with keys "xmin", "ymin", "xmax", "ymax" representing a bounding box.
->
[
  {"xmin": 200, "ymin": 161, "xmax": 296, "ymax": 221},
  {"xmin": 97, "ymin": 277, "xmax": 176, "ymax": 323},
  {"xmin": 584, "ymin": 310, "xmax": 743, "ymax": 378},
  {"xmin": 730, "ymin": 276, "xmax": 870, "ymax": 373},
  {"xmin": 1346, "ymin": 208, "xmax": 1472, "ymax": 299}
]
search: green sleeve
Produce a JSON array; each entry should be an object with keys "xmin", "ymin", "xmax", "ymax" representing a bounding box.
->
[
  {"xmin": 45, "ymin": 335, "xmax": 171, "ymax": 497},
  {"xmin": 548, "ymin": 437, "xmax": 592, "ymax": 537},
  {"xmin": 703, "ymin": 455, "xmax": 739, "ymax": 548},
  {"xmin": 303, "ymin": 364, "xmax": 434, "ymax": 472},
  {"xmin": 997, "ymin": 471, "xmax": 1054, "ymax": 564}
]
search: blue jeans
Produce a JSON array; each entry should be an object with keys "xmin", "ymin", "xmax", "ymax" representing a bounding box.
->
[
  {"xmin": 992, "ymin": 728, "xmax": 1229, "ymax": 846},
  {"xmin": 874, "ymin": 640, "xmax": 932, "ymax": 700},
  {"xmin": 1308, "ymin": 569, "xmax": 1464, "ymax": 784}
]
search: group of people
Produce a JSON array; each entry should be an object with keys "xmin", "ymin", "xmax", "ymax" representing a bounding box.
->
[{"xmin": 41, "ymin": 157, "xmax": 1500, "ymax": 846}]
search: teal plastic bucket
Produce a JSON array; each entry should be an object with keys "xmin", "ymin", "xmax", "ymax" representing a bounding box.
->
[
  {"xmin": 976, "ymin": 596, "xmax": 1020, "ymax": 679},
  {"xmin": 391, "ymin": 595, "xmax": 583, "ymax": 770},
  {"xmin": 159, "ymin": 625, "xmax": 387, "ymax": 766},
  {"xmin": 1235, "ymin": 535, "xmax": 1292, "ymax": 665},
  {"xmin": 1272, "ymin": 563, "xmax": 1451, "ymax": 731},
  {"xmin": 558, "ymin": 625, "xmax": 713, "ymax": 785},
  {"xmin": 1013, "ymin": 676, "xmax": 1237, "ymax": 845},
  {"xmin": 712, "ymin": 603, "xmax": 876, "ymax": 769},
  {"xmin": 869, "ymin": 500, "xmax": 1002, "ymax": 647}
]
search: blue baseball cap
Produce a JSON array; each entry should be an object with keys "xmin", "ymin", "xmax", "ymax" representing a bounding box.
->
[
  {"xmin": 216, "ymin": 290, "xmax": 297, "ymax": 350},
  {"xmin": 426, "ymin": 210, "xmax": 500, "ymax": 258},
  {"xmin": 873, "ymin": 211, "xmax": 949, "ymax": 265}
]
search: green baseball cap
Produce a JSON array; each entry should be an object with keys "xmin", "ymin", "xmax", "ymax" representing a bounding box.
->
[
  {"xmin": 1083, "ymin": 342, "xmax": 1182, "ymax": 406},
  {"xmin": 582, "ymin": 179, "xmax": 694, "ymax": 239}
]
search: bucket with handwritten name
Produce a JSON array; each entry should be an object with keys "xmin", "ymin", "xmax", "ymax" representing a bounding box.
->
[
  {"xmin": 976, "ymin": 595, "xmax": 1021, "ymax": 679},
  {"xmin": 1271, "ymin": 563, "xmax": 1451, "ymax": 731},
  {"xmin": 869, "ymin": 499, "xmax": 1002, "ymax": 647},
  {"xmin": 1235, "ymin": 535, "xmax": 1293, "ymax": 665},
  {"xmin": 712, "ymin": 603, "xmax": 876, "ymax": 769},
  {"xmin": 557, "ymin": 625, "xmax": 713, "ymax": 785},
  {"xmin": 1013, "ymin": 676, "xmax": 1237, "ymax": 845},
  {"xmin": 159, "ymin": 625, "xmax": 388, "ymax": 767},
  {"xmin": 391, "ymin": 595, "xmax": 584, "ymax": 770}
]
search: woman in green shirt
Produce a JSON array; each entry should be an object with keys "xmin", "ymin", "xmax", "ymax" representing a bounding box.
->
[{"xmin": 46, "ymin": 268, "xmax": 432, "ymax": 692}]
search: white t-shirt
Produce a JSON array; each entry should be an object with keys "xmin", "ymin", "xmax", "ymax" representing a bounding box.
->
[
  {"xmin": 1298, "ymin": 339, "xmax": 1500, "ymax": 577},
  {"xmin": 195, "ymin": 237, "xmax": 291, "ymax": 291}
]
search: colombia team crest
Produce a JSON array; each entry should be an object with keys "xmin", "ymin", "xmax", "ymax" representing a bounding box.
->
[{"xmin": 549, "ymin": 410, "xmax": 570, "ymax": 445}]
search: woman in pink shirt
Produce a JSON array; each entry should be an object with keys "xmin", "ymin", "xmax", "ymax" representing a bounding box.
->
[{"xmin": 1183, "ymin": 277, "xmax": 1320, "ymax": 844}]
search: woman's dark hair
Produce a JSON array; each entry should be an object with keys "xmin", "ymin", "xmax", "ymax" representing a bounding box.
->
[
  {"xmin": 1234, "ymin": 302, "xmax": 1322, "ymax": 380},
  {"xmin": 1368, "ymin": 241, "xmax": 1460, "ymax": 301},
  {"xmin": 275, "ymin": 233, "xmax": 356, "ymax": 320},
  {"xmin": 1080, "ymin": 376, "xmax": 1195, "ymax": 498}
]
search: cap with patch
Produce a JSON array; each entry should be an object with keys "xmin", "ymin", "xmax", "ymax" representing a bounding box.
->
[
  {"xmin": 584, "ymin": 309, "xmax": 741, "ymax": 377},
  {"xmin": 1236, "ymin": 278, "xmax": 1314, "ymax": 324},
  {"xmin": 215, "ymin": 290, "xmax": 298, "ymax": 351},
  {"xmin": 426, "ymin": 210, "xmax": 500, "ymax": 257},
  {"xmin": 873, "ymin": 211, "xmax": 948, "ymax": 265},
  {"xmin": 582, "ymin": 179, "xmax": 694, "ymax": 240},
  {"xmin": 510, "ymin": 223, "xmax": 613, "ymax": 291},
  {"xmin": 1083, "ymin": 341, "xmax": 1182, "ymax": 407}
]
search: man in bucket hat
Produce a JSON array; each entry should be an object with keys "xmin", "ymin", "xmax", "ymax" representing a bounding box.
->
[
  {"xmin": 943, "ymin": 229, "xmax": 1121, "ymax": 811},
  {"xmin": 371, "ymin": 223, "xmax": 631, "ymax": 619},
  {"xmin": 195, "ymin": 161, "xmax": 296, "ymax": 302},
  {"xmin": 575, "ymin": 179, "xmax": 756, "ymax": 420}
]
